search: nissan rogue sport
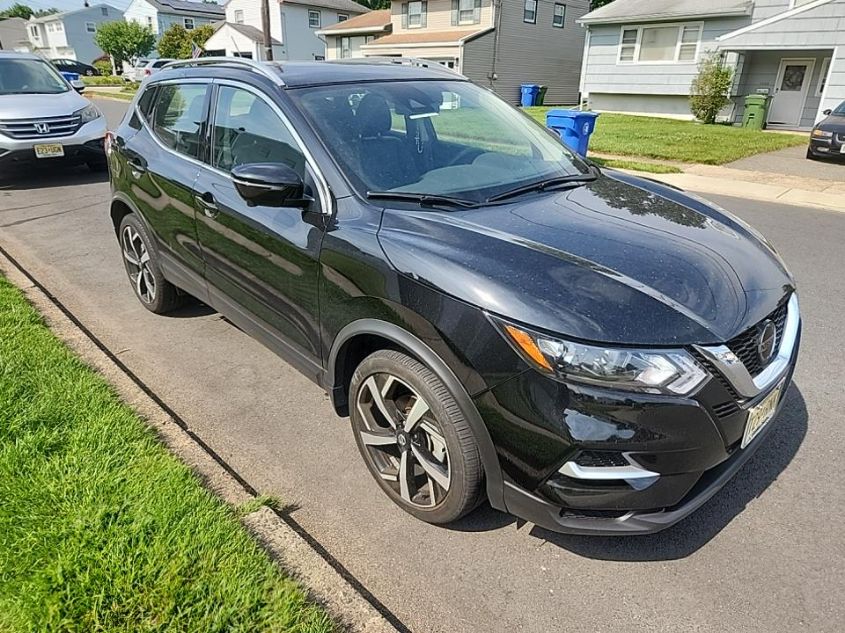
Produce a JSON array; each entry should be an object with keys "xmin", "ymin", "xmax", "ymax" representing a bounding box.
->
[{"xmin": 106, "ymin": 58, "xmax": 800, "ymax": 535}]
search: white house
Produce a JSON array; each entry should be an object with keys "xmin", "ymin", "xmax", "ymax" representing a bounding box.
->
[
  {"xmin": 0, "ymin": 17, "xmax": 32, "ymax": 52},
  {"xmin": 123, "ymin": 0, "xmax": 225, "ymax": 44},
  {"xmin": 27, "ymin": 3, "xmax": 123, "ymax": 63},
  {"xmin": 206, "ymin": 0, "xmax": 368, "ymax": 61},
  {"xmin": 579, "ymin": 0, "xmax": 845, "ymax": 129}
]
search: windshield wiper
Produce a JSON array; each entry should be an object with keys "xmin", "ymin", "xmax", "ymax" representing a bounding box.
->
[
  {"xmin": 367, "ymin": 191, "xmax": 480, "ymax": 209},
  {"xmin": 486, "ymin": 174, "xmax": 597, "ymax": 203}
]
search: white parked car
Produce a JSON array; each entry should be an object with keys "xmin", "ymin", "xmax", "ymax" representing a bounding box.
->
[
  {"xmin": 133, "ymin": 58, "xmax": 175, "ymax": 82},
  {"xmin": 0, "ymin": 51, "xmax": 107, "ymax": 172}
]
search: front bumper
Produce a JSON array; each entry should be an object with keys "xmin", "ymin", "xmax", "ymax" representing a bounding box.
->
[
  {"xmin": 474, "ymin": 298, "xmax": 801, "ymax": 535},
  {"xmin": 808, "ymin": 135, "xmax": 844, "ymax": 157},
  {"xmin": 0, "ymin": 119, "xmax": 107, "ymax": 167}
]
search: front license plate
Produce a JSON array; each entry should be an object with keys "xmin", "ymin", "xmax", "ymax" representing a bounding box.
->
[
  {"xmin": 742, "ymin": 382, "xmax": 783, "ymax": 448},
  {"xmin": 34, "ymin": 144, "xmax": 64, "ymax": 159}
]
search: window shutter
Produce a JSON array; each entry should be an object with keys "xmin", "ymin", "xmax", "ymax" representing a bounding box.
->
[
  {"xmin": 401, "ymin": 2, "xmax": 408, "ymax": 28},
  {"xmin": 421, "ymin": 1, "xmax": 427, "ymax": 27},
  {"xmin": 451, "ymin": 0, "xmax": 458, "ymax": 25},
  {"xmin": 336, "ymin": 38, "xmax": 342, "ymax": 58},
  {"xmin": 473, "ymin": 0, "xmax": 481, "ymax": 23}
]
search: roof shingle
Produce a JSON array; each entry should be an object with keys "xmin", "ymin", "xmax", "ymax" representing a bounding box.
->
[{"xmin": 580, "ymin": 0, "xmax": 753, "ymax": 24}]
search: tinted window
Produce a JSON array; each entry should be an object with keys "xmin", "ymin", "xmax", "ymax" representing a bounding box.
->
[
  {"xmin": 211, "ymin": 85, "xmax": 305, "ymax": 176},
  {"xmin": 129, "ymin": 86, "xmax": 157, "ymax": 130},
  {"xmin": 152, "ymin": 84, "xmax": 208, "ymax": 159}
]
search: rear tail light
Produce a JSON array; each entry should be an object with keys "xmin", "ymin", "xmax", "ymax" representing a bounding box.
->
[{"xmin": 104, "ymin": 130, "xmax": 115, "ymax": 155}]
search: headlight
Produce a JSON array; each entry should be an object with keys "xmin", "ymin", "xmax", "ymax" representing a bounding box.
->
[
  {"xmin": 812, "ymin": 129, "xmax": 833, "ymax": 138},
  {"xmin": 492, "ymin": 317, "xmax": 708, "ymax": 395},
  {"xmin": 73, "ymin": 104, "xmax": 102, "ymax": 124}
]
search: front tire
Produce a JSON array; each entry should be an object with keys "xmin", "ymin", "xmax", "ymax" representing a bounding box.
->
[
  {"xmin": 350, "ymin": 350, "xmax": 484, "ymax": 525},
  {"xmin": 118, "ymin": 214, "xmax": 184, "ymax": 314}
]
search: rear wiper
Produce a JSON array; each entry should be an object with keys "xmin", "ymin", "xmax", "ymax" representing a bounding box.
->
[
  {"xmin": 486, "ymin": 174, "xmax": 597, "ymax": 203},
  {"xmin": 367, "ymin": 191, "xmax": 480, "ymax": 209}
]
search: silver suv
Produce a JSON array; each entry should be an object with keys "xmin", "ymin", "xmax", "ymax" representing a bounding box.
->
[{"xmin": 0, "ymin": 51, "xmax": 107, "ymax": 172}]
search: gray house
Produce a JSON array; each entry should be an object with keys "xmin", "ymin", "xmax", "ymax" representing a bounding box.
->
[
  {"xmin": 27, "ymin": 4, "xmax": 123, "ymax": 63},
  {"xmin": 358, "ymin": 0, "xmax": 590, "ymax": 105},
  {"xmin": 579, "ymin": 0, "xmax": 845, "ymax": 129},
  {"xmin": 123, "ymin": 0, "xmax": 225, "ymax": 42}
]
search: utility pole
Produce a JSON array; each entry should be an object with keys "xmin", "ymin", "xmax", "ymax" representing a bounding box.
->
[{"xmin": 261, "ymin": 0, "xmax": 274, "ymax": 61}]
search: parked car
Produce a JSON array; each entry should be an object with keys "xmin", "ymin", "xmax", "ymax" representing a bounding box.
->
[
  {"xmin": 132, "ymin": 58, "xmax": 175, "ymax": 82},
  {"xmin": 0, "ymin": 51, "xmax": 106, "ymax": 172},
  {"xmin": 51, "ymin": 57, "xmax": 100, "ymax": 77},
  {"xmin": 107, "ymin": 59, "xmax": 801, "ymax": 535},
  {"xmin": 807, "ymin": 101, "xmax": 845, "ymax": 160}
]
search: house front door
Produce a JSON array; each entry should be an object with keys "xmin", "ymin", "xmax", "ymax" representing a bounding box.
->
[{"xmin": 768, "ymin": 58, "xmax": 815, "ymax": 127}]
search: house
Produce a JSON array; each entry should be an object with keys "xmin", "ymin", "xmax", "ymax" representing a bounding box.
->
[
  {"xmin": 356, "ymin": 0, "xmax": 590, "ymax": 105},
  {"xmin": 208, "ymin": 0, "xmax": 369, "ymax": 61},
  {"xmin": 318, "ymin": 9, "xmax": 392, "ymax": 59},
  {"xmin": 123, "ymin": 0, "xmax": 225, "ymax": 43},
  {"xmin": 26, "ymin": 4, "xmax": 123, "ymax": 63},
  {"xmin": 0, "ymin": 17, "xmax": 32, "ymax": 52},
  {"xmin": 578, "ymin": 0, "xmax": 844, "ymax": 129}
]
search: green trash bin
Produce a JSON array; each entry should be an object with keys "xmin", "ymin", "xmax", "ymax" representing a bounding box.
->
[
  {"xmin": 742, "ymin": 94, "xmax": 770, "ymax": 130},
  {"xmin": 536, "ymin": 85, "xmax": 548, "ymax": 106}
]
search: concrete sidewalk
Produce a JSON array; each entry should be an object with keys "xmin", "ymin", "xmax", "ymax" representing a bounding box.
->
[{"xmin": 613, "ymin": 160, "xmax": 845, "ymax": 214}]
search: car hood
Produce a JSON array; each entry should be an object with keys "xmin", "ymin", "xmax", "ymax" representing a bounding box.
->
[
  {"xmin": 377, "ymin": 172, "xmax": 794, "ymax": 346},
  {"xmin": 0, "ymin": 90, "xmax": 88, "ymax": 119},
  {"xmin": 817, "ymin": 113, "xmax": 845, "ymax": 131}
]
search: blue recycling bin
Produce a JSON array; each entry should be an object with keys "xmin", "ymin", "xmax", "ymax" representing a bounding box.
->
[
  {"xmin": 60, "ymin": 71, "xmax": 80, "ymax": 82},
  {"xmin": 520, "ymin": 84, "xmax": 540, "ymax": 107},
  {"xmin": 546, "ymin": 109, "xmax": 600, "ymax": 156}
]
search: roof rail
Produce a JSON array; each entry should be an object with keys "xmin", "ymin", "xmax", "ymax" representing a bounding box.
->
[
  {"xmin": 333, "ymin": 56, "xmax": 466, "ymax": 78},
  {"xmin": 163, "ymin": 57, "xmax": 285, "ymax": 86}
]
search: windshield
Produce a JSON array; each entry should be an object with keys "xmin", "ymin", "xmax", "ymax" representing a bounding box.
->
[
  {"xmin": 834, "ymin": 101, "xmax": 845, "ymax": 116},
  {"xmin": 291, "ymin": 79, "xmax": 589, "ymax": 203},
  {"xmin": 0, "ymin": 59, "xmax": 70, "ymax": 96}
]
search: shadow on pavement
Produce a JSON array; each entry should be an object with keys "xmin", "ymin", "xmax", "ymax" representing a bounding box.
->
[
  {"xmin": 0, "ymin": 164, "xmax": 108, "ymax": 191},
  {"xmin": 529, "ymin": 382, "xmax": 808, "ymax": 561}
]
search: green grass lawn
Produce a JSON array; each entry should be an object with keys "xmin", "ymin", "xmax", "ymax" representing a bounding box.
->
[
  {"xmin": 524, "ymin": 108, "xmax": 807, "ymax": 165},
  {"xmin": 0, "ymin": 275, "xmax": 335, "ymax": 633}
]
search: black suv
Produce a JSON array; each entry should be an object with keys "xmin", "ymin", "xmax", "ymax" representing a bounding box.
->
[{"xmin": 107, "ymin": 58, "xmax": 800, "ymax": 535}]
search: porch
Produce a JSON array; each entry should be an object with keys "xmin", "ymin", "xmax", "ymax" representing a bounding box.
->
[{"xmin": 723, "ymin": 48, "xmax": 835, "ymax": 131}]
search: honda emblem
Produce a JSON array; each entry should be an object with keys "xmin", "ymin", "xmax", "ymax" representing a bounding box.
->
[{"xmin": 34, "ymin": 123, "xmax": 50, "ymax": 134}]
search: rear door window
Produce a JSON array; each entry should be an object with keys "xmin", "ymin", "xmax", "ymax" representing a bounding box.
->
[{"xmin": 151, "ymin": 83, "xmax": 209, "ymax": 159}]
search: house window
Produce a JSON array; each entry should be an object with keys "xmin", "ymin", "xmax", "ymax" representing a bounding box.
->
[
  {"xmin": 337, "ymin": 13, "xmax": 348, "ymax": 22},
  {"xmin": 458, "ymin": 0, "xmax": 475, "ymax": 24},
  {"xmin": 184, "ymin": 18, "xmax": 195, "ymax": 30},
  {"xmin": 523, "ymin": 0, "xmax": 537, "ymax": 24},
  {"xmin": 47, "ymin": 23, "xmax": 54, "ymax": 32},
  {"xmin": 146, "ymin": 16, "xmax": 153, "ymax": 28},
  {"xmin": 339, "ymin": 36, "xmax": 351, "ymax": 58},
  {"xmin": 234, "ymin": 9, "xmax": 244, "ymax": 23},
  {"xmin": 618, "ymin": 23, "xmax": 702, "ymax": 64},
  {"xmin": 308, "ymin": 10, "xmax": 321, "ymax": 28},
  {"xmin": 86, "ymin": 22, "xmax": 96, "ymax": 33},
  {"xmin": 407, "ymin": 1, "xmax": 424, "ymax": 28},
  {"xmin": 55, "ymin": 23, "xmax": 63, "ymax": 31},
  {"xmin": 818, "ymin": 57, "xmax": 831, "ymax": 96},
  {"xmin": 552, "ymin": 3, "xmax": 565, "ymax": 28},
  {"xmin": 101, "ymin": 7, "xmax": 108, "ymax": 16}
]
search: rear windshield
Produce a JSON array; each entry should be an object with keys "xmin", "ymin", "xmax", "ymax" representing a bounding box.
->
[{"xmin": 0, "ymin": 58, "xmax": 69, "ymax": 95}]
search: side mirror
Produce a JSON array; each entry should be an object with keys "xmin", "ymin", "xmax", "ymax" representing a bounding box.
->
[
  {"xmin": 231, "ymin": 163, "xmax": 310, "ymax": 208},
  {"xmin": 823, "ymin": 109, "xmax": 832, "ymax": 116}
]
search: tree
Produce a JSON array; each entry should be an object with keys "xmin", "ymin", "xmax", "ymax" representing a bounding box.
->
[
  {"xmin": 157, "ymin": 23, "xmax": 216, "ymax": 59},
  {"xmin": 689, "ymin": 52, "xmax": 734, "ymax": 124},
  {"xmin": 589, "ymin": 0, "xmax": 614, "ymax": 9},
  {"xmin": 94, "ymin": 21, "xmax": 156, "ymax": 73},
  {"xmin": 0, "ymin": 3, "xmax": 33, "ymax": 19},
  {"xmin": 355, "ymin": 0, "xmax": 390, "ymax": 9}
]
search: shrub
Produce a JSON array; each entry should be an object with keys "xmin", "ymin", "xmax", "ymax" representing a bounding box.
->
[
  {"xmin": 690, "ymin": 52, "xmax": 734, "ymax": 124},
  {"xmin": 94, "ymin": 59, "xmax": 113, "ymax": 76},
  {"xmin": 82, "ymin": 75, "xmax": 126, "ymax": 86}
]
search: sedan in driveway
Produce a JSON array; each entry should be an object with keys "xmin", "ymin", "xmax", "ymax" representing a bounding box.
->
[
  {"xmin": 807, "ymin": 101, "xmax": 845, "ymax": 160},
  {"xmin": 51, "ymin": 58, "xmax": 100, "ymax": 77}
]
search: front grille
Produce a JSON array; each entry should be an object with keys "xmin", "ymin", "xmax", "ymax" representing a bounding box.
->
[
  {"xmin": 725, "ymin": 301, "xmax": 789, "ymax": 377},
  {"xmin": 574, "ymin": 451, "xmax": 629, "ymax": 468},
  {"xmin": 836, "ymin": 133, "xmax": 845, "ymax": 145},
  {"xmin": 0, "ymin": 115, "xmax": 82, "ymax": 139}
]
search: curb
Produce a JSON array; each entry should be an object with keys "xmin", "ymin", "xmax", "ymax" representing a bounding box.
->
[{"xmin": 0, "ymin": 244, "xmax": 401, "ymax": 633}]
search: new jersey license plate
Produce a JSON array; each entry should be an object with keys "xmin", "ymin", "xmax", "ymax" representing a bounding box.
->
[
  {"xmin": 34, "ymin": 144, "xmax": 64, "ymax": 159},
  {"xmin": 741, "ymin": 382, "xmax": 783, "ymax": 449}
]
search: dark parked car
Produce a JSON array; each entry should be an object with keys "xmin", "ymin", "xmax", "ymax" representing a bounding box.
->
[
  {"xmin": 51, "ymin": 58, "xmax": 100, "ymax": 77},
  {"xmin": 808, "ymin": 101, "xmax": 845, "ymax": 160},
  {"xmin": 107, "ymin": 58, "xmax": 800, "ymax": 535}
]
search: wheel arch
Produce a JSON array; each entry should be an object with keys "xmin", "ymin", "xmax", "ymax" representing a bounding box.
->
[{"xmin": 328, "ymin": 318, "xmax": 505, "ymax": 510}]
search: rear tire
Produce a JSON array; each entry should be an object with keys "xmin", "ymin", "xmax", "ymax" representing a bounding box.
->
[
  {"xmin": 350, "ymin": 349, "xmax": 484, "ymax": 525},
  {"xmin": 118, "ymin": 214, "xmax": 185, "ymax": 314}
]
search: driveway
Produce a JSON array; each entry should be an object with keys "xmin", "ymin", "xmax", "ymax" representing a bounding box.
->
[
  {"xmin": 1, "ymin": 98, "xmax": 843, "ymax": 633},
  {"xmin": 728, "ymin": 143, "xmax": 844, "ymax": 181}
]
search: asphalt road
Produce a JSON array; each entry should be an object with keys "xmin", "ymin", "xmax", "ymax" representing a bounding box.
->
[{"xmin": 1, "ymin": 98, "xmax": 843, "ymax": 632}]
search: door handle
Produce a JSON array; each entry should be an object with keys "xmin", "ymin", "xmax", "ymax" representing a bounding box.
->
[
  {"xmin": 195, "ymin": 191, "xmax": 219, "ymax": 218},
  {"xmin": 126, "ymin": 153, "xmax": 147, "ymax": 174}
]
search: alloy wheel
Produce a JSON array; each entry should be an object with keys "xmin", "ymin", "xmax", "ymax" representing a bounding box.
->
[
  {"xmin": 121, "ymin": 225, "xmax": 156, "ymax": 304},
  {"xmin": 356, "ymin": 373, "xmax": 451, "ymax": 508}
]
